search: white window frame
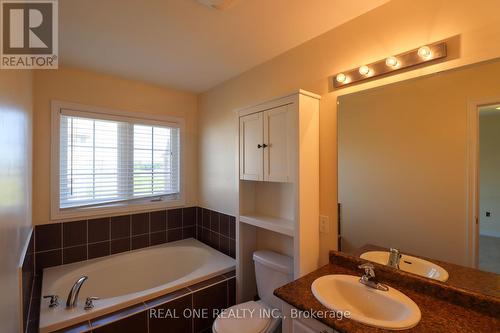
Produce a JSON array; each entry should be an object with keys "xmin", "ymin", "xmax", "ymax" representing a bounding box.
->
[{"xmin": 50, "ymin": 100, "xmax": 185, "ymax": 220}]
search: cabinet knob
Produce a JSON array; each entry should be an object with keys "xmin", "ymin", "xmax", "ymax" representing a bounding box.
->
[
  {"xmin": 257, "ymin": 144, "xmax": 263, "ymax": 148},
  {"xmin": 262, "ymin": 143, "xmax": 268, "ymax": 148}
]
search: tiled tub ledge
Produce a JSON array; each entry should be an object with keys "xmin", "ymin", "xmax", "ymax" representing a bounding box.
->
[{"xmin": 52, "ymin": 271, "xmax": 236, "ymax": 333}]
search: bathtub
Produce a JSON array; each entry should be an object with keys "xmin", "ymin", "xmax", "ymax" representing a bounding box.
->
[{"xmin": 39, "ymin": 238, "xmax": 236, "ymax": 332}]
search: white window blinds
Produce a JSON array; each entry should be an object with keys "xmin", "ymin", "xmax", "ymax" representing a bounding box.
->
[{"xmin": 59, "ymin": 110, "xmax": 180, "ymax": 209}]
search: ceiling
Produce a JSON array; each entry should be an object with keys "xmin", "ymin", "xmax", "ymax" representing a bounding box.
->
[{"xmin": 59, "ymin": 0, "xmax": 390, "ymax": 92}]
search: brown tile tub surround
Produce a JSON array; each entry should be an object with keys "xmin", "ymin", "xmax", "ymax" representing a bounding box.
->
[
  {"xmin": 274, "ymin": 251, "xmax": 500, "ymax": 333},
  {"xmin": 33, "ymin": 206, "xmax": 236, "ymax": 274},
  {"xmin": 21, "ymin": 230, "xmax": 35, "ymax": 333},
  {"xmin": 50, "ymin": 271, "xmax": 236, "ymax": 333},
  {"xmin": 354, "ymin": 244, "xmax": 500, "ymax": 298}
]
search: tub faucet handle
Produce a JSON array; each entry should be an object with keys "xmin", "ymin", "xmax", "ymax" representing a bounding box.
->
[
  {"xmin": 43, "ymin": 295, "xmax": 59, "ymax": 308},
  {"xmin": 84, "ymin": 297, "xmax": 99, "ymax": 310}
]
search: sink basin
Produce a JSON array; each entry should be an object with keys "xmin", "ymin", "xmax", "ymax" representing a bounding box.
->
[
  {"xmin": 360, "ymin": 251, "xmax": 449, "ymax": 282},
  {"xmin": 311, "ymin": 274, "xmax": 421, "ymax": 330}
]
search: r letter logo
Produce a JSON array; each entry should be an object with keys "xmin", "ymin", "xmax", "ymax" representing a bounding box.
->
[{"xmin": 1, "ymin": 0, "xmax": 58, "ymax": 69}]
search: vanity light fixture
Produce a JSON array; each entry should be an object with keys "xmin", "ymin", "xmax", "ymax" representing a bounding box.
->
[
  {"xmin": 332, "ymin": 41, "xmax": 447, "ymax": 89},
  {"xmin": 385, "ymin": 56, "xmax": 399, "ymax": 68},
  {"xmin": 358, "ymin": 65, "xmax": 371, "ymax": 76},
  {"xmin": 336, "ymin": 73, "xmax": 347, "ymax": 83},
  {"xmin": 496, "ymin": 106, "xmax": 500, "ymax": 110},
  {"xmin": 417, "ymin": 46, "xmax": 432, "ymax": 59}
]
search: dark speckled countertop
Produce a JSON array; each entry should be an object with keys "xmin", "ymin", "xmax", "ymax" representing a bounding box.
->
[
  {"xmin": 274, "ymin": 251, "xmax": 500, "ymax": 333},
  {"xmin": 354, "ymin": 244, "xmax": 500, "ymax": 298}
]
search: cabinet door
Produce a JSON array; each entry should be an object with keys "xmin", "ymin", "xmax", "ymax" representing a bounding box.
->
[
  {"xmin": 263, "ymin": 104, "xmax": 293, "ymax": 182},
  {"xmin": 239, "ymin": 112, "xmax": 264, "ymax": 180}
]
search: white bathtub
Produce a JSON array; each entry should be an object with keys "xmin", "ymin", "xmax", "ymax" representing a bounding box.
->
[{"xmin": 39, "ymin": 238, "xmax": 235, "ymax": 332}]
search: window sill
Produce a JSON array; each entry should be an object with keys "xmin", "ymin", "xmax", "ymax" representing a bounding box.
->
[{"xmin": 51, "ymin": 197, "xmax": 186, "ymax": 222}]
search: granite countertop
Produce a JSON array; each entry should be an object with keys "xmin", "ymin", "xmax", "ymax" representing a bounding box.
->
[
  {"xmin": 274, "ymin": 252, "xmax": 500, "ymax": 333},
  {"xmin": 354, "ymin": 244, "xmax": 500, "ymax": 298}
]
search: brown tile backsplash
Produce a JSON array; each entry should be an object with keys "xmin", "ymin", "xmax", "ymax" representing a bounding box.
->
[
  {"xmin": 88, "ymin": 241, "xmax": 110, "ymax": 260},
  {"xmin": 110, "ymin": 215, "xmax": 131, "ymax": 239},
  {"xmin": 167, "ymin": 228, "xmax": 183, "ymax": 242},
  {"xmin": 35, "ymin": 249, "xmax": 62, "ymax": 272},
  {"xmin": 131, "ymin": 213, "xmax": 149, "ymax": 235},
  {"xmin": 183, "ymin": 207, "xmax": 196, "ymax": 226},
  {"xmin": 150, "ymin": 210, "xmax": 166, "ymax": 232},
  {"xmin": 210, "ymin": 210, "xmax": 219, "ymax": 232},
  {"xmin": 88, "ymin": 218, "xmax": 110, "ymax": 243},
  {"xmin": 167, "ymin": 208, "xmax": 182, "ymax": 229},
  {"xmin": 131, "ymin": 234, "xmax": 150, "ymax": 250},
  {"xmin": 33, "ymin": 206, "xmax": 236, "ymax": 274},
  {"xmin": 150, "ymin": 230, "xmax": 167, "ymax": 246},
  {"xmin": 63, "ymin": 245, "xmax": 87, "ymax": 264},
  {"xmin": 62, "ymin": 220, "xmax": 87, "ymax": 247},
  {"xmin": 35, "ymin": 223, "xmax": 61, "ymax": 251},
  {"xmin": 110, "ymin": 238, "xmax": 131, "ymax": 255}
]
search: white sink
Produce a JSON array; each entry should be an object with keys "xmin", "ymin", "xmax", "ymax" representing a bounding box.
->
[
  {"xmin": 311, "ymin": 274, "xmax": 421, "ymax": 330},
  {"xmin": 360, "ymin": 251, "xmax": 449, "ymax": 282}
]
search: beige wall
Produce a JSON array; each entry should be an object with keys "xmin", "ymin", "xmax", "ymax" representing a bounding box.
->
[
  {"xmin": 0, "ymin": 71, "xmax": 33, "ymax": 332},
  {"xmin": 338, "ymin": 60, "xmax": 500, "ymax": 266},
  {"xmin": 480, "ymin": 113, "xmax": 500, "ymax": 238},
  {"xmin": 33, "ymin": 67, "xmax": 198, "ymax": 225},
  {"xmin": 198, "ymin": 0, "xmax": 500, "ymax": 265}
]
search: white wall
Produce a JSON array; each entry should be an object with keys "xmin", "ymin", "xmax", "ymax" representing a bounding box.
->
[
  {"xmin": 480, "ymin": 113, "xmax": 500, "ymax": 238},
  {"xmin": 0, "ymin": 71, "xmax": 33, "ymax": 333},
  {"xmin": 198, "ymin": 0, "xmax": 500, "ymax": 265}
]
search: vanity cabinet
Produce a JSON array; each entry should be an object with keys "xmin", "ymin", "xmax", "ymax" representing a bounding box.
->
[{"xmin": 239, "ymin": 103, "xmax": 293, "ymax": 182}]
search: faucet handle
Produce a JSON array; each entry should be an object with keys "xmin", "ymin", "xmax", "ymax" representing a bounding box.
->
[
  {"xmin": 390, "ymin": 248, "xmax": 401, "ymax": 256},
  {"xmin": 358, "ymin": 263, "xmax": 375, "ymax": 277},
  {"xmin": 84, "ymin": 297, "xmax": 99, "ymax": 310},
  {"xmin": 43, "ymin": 295, "xmax": 59, "ymax": 308}
]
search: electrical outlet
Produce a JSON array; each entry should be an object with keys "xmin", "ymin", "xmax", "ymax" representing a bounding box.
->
[{"xmin": 319, "ymin": 215, "xmax": 330, "ymax": 233}]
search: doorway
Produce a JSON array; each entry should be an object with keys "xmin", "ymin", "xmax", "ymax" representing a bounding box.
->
[{"xmin": 478, "ymin": 104, "xmax": 500, "ymax": 274}]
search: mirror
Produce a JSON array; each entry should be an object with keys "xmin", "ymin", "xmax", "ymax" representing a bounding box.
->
[{"xmin": 337, "ymin": 58, "xmax": 500, "ymax": 297}]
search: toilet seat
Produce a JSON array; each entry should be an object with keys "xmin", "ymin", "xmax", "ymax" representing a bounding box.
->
[{"xmin": 213, "ymin": 301, "xmax": 272, "ymax": 333}]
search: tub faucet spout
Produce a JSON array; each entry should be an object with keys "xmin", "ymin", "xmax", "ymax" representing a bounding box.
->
[{"xmin": 66, "ymin": 276, "xmax": 88, "ymax": 308}]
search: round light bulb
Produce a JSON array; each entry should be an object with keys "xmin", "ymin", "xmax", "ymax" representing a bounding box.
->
[
  {"xmin": 418, "ymin": 46, "xmax": 432, "ymax": 59},
  {"xmin": 336, "ymin": 73, "xmax": 347, "ymax": 83},
  {"xmin": 385, "ymin": 56, "xmax": 399, "ymax": 67},
  {"xmin": 359, "ymin": 65, "xmax": 370, "ymax": 76}
]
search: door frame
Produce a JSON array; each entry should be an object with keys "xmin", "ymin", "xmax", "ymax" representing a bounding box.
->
[{"xmin": 466, "ymin": 97, "xmax": 500, "ymax": 268}]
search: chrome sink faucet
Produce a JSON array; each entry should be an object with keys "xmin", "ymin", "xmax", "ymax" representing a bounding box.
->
[
  {"xmin": 388, "ymin": 248, "xmax": 402, "ymax": 269},
  {"xmin": 66, "ymin": 276, "xmax": 88, "ymax": 308},
  {"xmin": 359, "ymin": 263, "xmax": 389, "ymax": 291}
]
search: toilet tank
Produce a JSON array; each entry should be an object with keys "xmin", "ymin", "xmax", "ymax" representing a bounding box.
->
[{"xmin": 253, "ymin": 250, "xmax": 293, "ymax": 310}]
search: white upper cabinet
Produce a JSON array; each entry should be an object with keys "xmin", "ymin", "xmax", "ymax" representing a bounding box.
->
[
  {"xmin": 239, "ymin": 104, "xmax": 294, "ymax": 182},
  {"xmin": 239, "ymin": 112, "xmax": 264, "ymax": 181},
  {"xmin": 263, "ymin": 105, "xmax": 293, "ymax": 182}
]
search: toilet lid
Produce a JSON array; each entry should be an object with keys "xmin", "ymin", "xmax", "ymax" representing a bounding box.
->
[{"xmin": 213, "ymin": 301, "xmax": 272, "ymax": 333}]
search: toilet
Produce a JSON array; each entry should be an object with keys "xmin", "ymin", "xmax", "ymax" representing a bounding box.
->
[{"xmin": 213, "ymin": 250, "xmax": 293, "ymax": 333}]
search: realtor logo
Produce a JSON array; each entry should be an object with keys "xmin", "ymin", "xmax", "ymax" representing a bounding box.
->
[{"xmin": 1, "ymin": 0, "xmax": 58, "ymax": 69}]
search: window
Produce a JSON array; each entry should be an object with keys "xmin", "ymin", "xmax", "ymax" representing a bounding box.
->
[{"xmin": 52, "ymin": 102, "xmax": 184, "ymax": 219}]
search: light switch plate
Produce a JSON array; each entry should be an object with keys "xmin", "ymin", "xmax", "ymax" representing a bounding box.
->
[{"xmin": 320, "ymin": 215, "xmax": 330, "ymax": 233}]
